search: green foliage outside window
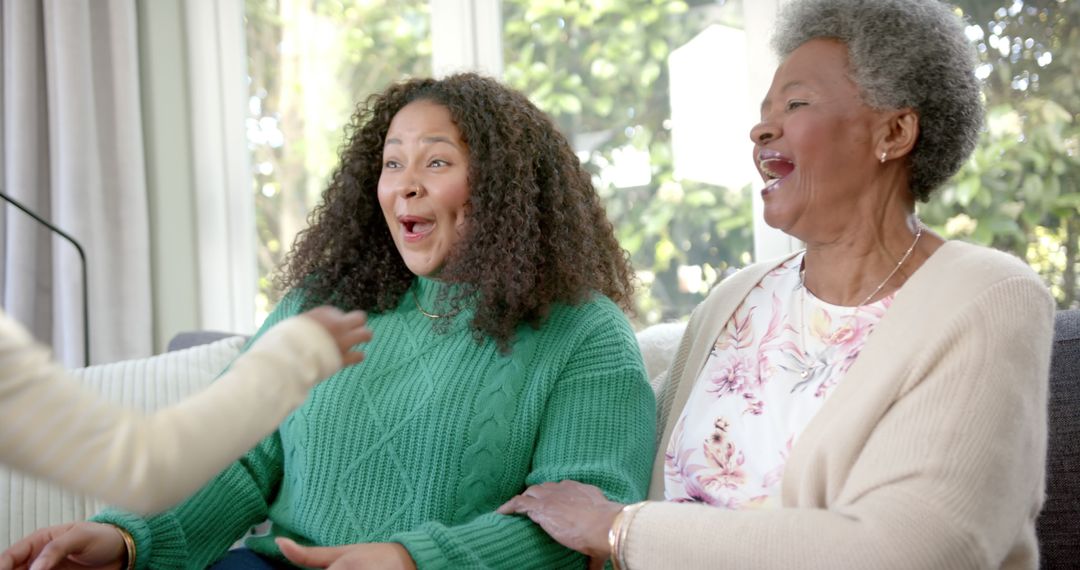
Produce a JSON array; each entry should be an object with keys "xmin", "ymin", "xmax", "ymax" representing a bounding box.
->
[
  {"xmin": 503, "ymin": 0, "xmax": 1079, "ymax": 315},
  {"xmin": 923, "ymin": 0, "xmax": 1079, "ymax": 308},
  {"xmin": 244, "ymin": 0, "xmax": 431, "ymax": 318},
  {"xmin": 501, "ymin": 0, "xmax": 754, "ymax": 325},
  {"xmin": 245, "ymin": 0, "xmax": 1078, "ymax": 325}
]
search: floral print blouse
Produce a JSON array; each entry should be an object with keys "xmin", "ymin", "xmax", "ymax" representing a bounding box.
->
[{"xmin": 664, "ymin": 254, "xmax": 894, "ymax": 509}]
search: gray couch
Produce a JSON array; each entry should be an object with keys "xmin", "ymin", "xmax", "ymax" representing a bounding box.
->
[{"xmin": 1040, "ymin": 308, "xmax": 1080, "ymax": 569}]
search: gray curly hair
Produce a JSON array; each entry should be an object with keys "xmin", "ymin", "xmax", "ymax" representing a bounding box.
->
[{"xmin": 772, "ymin": 0, "xmax": 983, "ymax": 201}]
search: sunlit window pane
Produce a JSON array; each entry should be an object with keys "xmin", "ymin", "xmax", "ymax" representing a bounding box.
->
[
  {"xmin": 502, "ymin": 0, "xmax": 756, "ymax": 325},
  {"xmin": 924, "ymin": 1, "xmax": 1078, "ymax": 309},
  {"xmin": 244, "ymin": 0, "xmax": 431, "ymax": 320}
]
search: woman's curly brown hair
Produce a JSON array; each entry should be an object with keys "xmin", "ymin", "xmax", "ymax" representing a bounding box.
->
[{"xmin": 277, "ymin": 73, "xmax": 635, "ymax": 348}]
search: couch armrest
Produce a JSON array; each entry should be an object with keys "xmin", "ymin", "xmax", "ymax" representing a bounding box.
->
[{"xmin": 636, "ymin": 321, "xmax": 688, "ymax": 384}]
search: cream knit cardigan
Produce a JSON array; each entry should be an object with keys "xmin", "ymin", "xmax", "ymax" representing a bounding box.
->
[{"xmin": 630, "ymin": 241, "xmax": 1055, "ymax": 569}]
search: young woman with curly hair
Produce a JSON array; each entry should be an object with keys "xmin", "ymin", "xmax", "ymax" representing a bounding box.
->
[{"xmin": 5, "ymin": 74, "xmax": 656, "ymax": 570}]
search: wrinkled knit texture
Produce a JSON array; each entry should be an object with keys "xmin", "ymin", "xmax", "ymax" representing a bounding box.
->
[
  {"xmin": 93, "ymin": 277, "xmax": 656, "ymax": 569},
  {"xmin": 630, "ymin": 241, "xmax": 1055, "ymax": 569}
]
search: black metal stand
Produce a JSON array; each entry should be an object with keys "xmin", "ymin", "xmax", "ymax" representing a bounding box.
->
[{"xmin": 0, "ymin": 190, "xmax": 90, "ymax": 367}]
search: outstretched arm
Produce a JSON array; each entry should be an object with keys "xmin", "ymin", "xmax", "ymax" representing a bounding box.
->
[{"xmin": 0, "ymin": 304, "xmax": 369, "ymax": 514}]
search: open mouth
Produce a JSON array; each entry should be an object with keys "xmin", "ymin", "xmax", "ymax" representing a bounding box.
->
[
  {"xmin": 760, "ymin": 156, "xmax": 794, "ymax": 181},
  {"xmin": 399, "ymin": 216, "xmax": 435, "ymax": 238},
  {"xmin": 757, "ymin": 152, "xmax": 795, "ymax": 190}
]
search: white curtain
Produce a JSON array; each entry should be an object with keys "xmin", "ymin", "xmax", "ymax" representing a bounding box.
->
[{"xmin": 1, "ymin": 0, "xmax": 152, "ymax": 367}]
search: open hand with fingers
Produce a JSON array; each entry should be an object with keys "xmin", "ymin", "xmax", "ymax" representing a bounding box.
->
[
  {"xmin": 300, "ymin": 306, "xmax": 372, "ymax": 368},
  {"xmin": 276, "ymin": 538, "xmax": 416, "ymax": 570},
  {"xmin": 0, "ymin": 522, "xmax": 125, "ymax": 570}
]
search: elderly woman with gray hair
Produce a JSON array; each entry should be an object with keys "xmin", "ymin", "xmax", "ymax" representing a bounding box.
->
[{"xmin": 498, "ymin": 0, "xmax": 1056, "ymax": 568}]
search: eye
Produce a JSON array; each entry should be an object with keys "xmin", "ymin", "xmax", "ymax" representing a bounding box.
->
[
  {"xmin": 383, "ymin": 159, "xmax": 401, "ymax": 169},
  {"xmin": 785, "ymin": 100, "xmax": 808, "ymax": 111},
  {"xmin": 428, "ymin": 159, "xmax": 449, "ymax": 168}
]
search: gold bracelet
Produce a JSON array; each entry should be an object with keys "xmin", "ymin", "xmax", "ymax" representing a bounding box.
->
[
  {"xmin": 607, "ymin": 510, "xmax": 625, "ymax": 570},
  {"xmin": 112, "ymin": 525, "xmax": 136, "ymax": 570},
  {"xmin": 609, "ymin": 501, "xmax": 647, "ymax": 570}
]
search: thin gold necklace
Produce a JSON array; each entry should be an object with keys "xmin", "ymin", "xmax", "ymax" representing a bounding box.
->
[
  {"xmin": 798, "ymin": 225, "xmax": 923, "ymax": 379},
  {"xmin": 413, "ymin": 291, "xmax": 460, "ymax": 319}
]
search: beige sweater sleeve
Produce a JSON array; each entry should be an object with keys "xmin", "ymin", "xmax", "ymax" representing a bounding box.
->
[
  {"xmin": 625, "ymin": 275, "xmax": 1054, "ymax": 569},
  {"xmin": 0, "ymin": 309, "xmax": 342, "ymax": 514}
]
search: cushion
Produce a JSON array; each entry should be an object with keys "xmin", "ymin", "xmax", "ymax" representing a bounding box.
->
[
  {"xmin": 1039, "ymin": 309, "xmax": 1080, "ymax": 568},
  {"xmin": 636, "ymin": 321, "xmax": 687, "ymax": 383},
  {"xmin": 0, "ymin": 336, "xmax": 245, "ymax": 549}
]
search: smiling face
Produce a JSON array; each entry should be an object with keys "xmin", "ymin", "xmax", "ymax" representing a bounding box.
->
[
  {"xmin": 750, "ymin": 38, "xmax": 889, "ymax": 240},
  {"xmin": 378, "ymin": 99, "xmax": 471, "ymax": 278}
]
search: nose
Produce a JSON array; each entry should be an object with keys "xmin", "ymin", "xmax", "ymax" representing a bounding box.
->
[
  {"xmin": 397, "ymin": 180, "xmax": 424, "ymax": 199},
  {"xmin": 749, "ymin": 119, "xmax": 778, "ymax": 145}
]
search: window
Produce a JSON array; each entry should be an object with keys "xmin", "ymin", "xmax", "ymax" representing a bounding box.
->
[
  {"xmin": 243, "ymin": 0, "xmax": 1079, "ymax": 326},
  {"xmin": 921, "ymin": 0, "xmax": 1079, "ymax": 309},
  {"xmin": 244, "ymin": 0, "xmax": 431, "ymax": 320},
  {"xmin": 500, "ymin": 0, "xmax": 762, "ymax": 325}
]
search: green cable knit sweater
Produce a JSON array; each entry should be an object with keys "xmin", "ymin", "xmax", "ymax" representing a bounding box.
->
[{"xmin": 93, "ymin": 277, "xmax": 656, "ymax": 569}]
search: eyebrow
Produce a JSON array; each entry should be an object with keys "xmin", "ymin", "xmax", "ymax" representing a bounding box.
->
[
  {"xmin": 384, "ymin": 135, "xmax": 461, "ymax": 150},
  {"xmin": 759, "ymin": 80, "xmax": 807, "ymax": 114}
]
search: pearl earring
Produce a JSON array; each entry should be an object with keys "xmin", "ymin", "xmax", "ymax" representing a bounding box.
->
[{"xmin": 879, "ymin": 151, "xmax": 887, "ymax": 163}]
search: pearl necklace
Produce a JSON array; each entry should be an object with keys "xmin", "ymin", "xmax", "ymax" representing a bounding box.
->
[{"xmin": 797, "ymin": 225, "xmax": 923, "ymax": 379}]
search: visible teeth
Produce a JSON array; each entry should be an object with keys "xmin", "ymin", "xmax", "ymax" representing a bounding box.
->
[
  {"xmin": 759, "ymin": 158, "xmax": 793, "ymax": 180},
  {"xmin": 765, "ymin": 177, "xmax": 782, "ymax": 189},
  {"xmin": 412, "ymin": 221, "xmax": 434, "ymax": 234}
]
